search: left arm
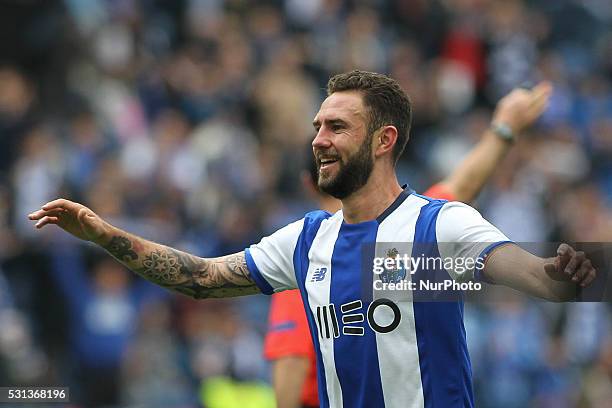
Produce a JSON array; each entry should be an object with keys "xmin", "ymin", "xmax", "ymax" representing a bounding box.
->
[
  {"xmin": 437, "ymin": 82, "xmax": 552, "ymax": 203},
  {"xmin": 483, "ymin": 243, "xmax": 596, "ymax": 301},
  {"xmin": 435, "ymin": 202, "xmax": 596, "ymax": 301}
]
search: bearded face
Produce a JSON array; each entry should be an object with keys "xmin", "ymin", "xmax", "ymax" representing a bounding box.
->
[{"xmin": 316, "ymin": 132, "xmax": 374, "ymax": 200}]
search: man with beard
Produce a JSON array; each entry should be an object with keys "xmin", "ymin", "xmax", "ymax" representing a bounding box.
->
[
  {"xmin": 29, "ymin": 70, "xmax": 596, "ymax": 408},
  {"xmin": 264, "ymin": 81, "xmax": 555, "ymax": 408}
]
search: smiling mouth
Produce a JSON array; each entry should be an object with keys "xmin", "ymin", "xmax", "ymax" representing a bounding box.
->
[{"xmin": 319, "ymin": 157, "xmax": 339, "ymax": 170}]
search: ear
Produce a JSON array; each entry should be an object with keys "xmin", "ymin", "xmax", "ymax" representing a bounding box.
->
[{"xmin": 374, "ymin": 125, "xmax": 398, "ymax": 158}]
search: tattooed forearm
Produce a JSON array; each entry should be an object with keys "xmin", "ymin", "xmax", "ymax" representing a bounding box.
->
[
  {"xmin": 102, "ymin": 232, "xmax": 259, "ymax": 299},
  {"xmin": 105, "ymin": 236, "xmax": 138, "ymax": 262},
  {"xmin": 142, "ymin": 250, "xmax": 186, "ymax": 284},
  {"xmin": 188, "ymin": 253, "xmax": 256, "ymax": 299}
]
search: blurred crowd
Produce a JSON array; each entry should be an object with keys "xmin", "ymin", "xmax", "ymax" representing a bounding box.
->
[{"xmin": 0, "ymin": 0, "xmax": 611, "ymax": 407}]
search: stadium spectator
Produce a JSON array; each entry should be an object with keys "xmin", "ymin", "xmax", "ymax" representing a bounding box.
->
[{"xmin": 49, "ymin": 245, "xmax": 166, "ymax": 406}]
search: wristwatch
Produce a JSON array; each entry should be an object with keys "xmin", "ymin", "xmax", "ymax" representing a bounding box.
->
[{"xmin": 490, "ymin": 122, "xmax": 515, "ymax": 143}]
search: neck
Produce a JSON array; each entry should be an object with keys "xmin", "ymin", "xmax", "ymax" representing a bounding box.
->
[
  {"xmin": 340, "ymin": 169, "xmax": 402, "ymax": 224},
  {"xmin": 318, "ymin": 195, "xmax": 342, "ymax": 214}
]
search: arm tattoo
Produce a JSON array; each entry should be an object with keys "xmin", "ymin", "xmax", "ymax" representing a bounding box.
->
[
  {"xmin": 105, "ymin": 236, "xmax": 138, "ymax": 262},
  {"xmin": 102, "ymin": 234, "xmax": 259, "ymax": 299}
]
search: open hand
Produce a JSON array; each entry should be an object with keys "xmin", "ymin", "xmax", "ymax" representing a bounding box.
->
[
  {"xmin": 544, "ymin": 243, "xmax": 596, "ymax": 288},
  {"xmin": 28, "ymin": 199, "xmax": 109, "ymax": 244},
  {"xmin": 492, "ymin": 81, "xmax": 553, "ymax": 136}
]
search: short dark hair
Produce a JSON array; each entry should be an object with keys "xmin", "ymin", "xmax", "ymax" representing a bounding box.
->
[{"xmin": 326, "ymin": 70, "xmax": 412, "ymax": 163}]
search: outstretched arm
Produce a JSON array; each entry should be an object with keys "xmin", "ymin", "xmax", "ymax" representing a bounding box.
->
[
  {"xmin": 483, "ymin": 243, "xmax": 596, "ymax": 301},
  {"xmin": 28, "ymin": 199, "xmax": 259, "ymax": 299},
  {"xmin": 438, "ymin": 82, "xmax": 552, "ymax": 203}
]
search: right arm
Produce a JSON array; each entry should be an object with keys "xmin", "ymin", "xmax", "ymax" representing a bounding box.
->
[{"xmin": 28, "ymin": 199, "xmax": 259, "ymax": 299}]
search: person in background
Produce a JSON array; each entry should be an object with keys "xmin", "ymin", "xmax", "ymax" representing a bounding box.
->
[
  {"xmin": 49, "ymin": 246, "xmax": 167, "ymax": 407},
  {"xmin": 264, "ymin": 82, "xmax": 553, "ymax": 408}
]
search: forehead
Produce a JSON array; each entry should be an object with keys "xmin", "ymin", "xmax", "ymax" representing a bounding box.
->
[{"xmin": 313, "ymin": 91, "xmax": 367, "ymax": 124}]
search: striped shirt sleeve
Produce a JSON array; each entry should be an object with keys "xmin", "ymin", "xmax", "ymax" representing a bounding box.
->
[
  {"xmin": 245, "ymin": 218, "xmax": 304, "ymax": 294},
  {"xmin": 436, "ymin": 201, "xmax": 512, "ymax": 282}
]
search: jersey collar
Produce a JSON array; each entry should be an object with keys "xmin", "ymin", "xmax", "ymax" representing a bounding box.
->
[{"xmin": 376, "ymin": 184, "xmax": 413, "ymax": 224}]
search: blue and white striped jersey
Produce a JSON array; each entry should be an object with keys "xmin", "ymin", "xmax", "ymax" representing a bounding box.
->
[{"xmin": 245, "ymin": 189, "xmax": 510, "ymax": 408}]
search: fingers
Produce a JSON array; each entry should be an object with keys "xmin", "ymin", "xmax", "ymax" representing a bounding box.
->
[
  {"xmin": 34, "ymin": 215, "xmax": 60, "ymax": 229},
  {"xmin": 529, "ymin": 87, "xmax": 550, "ymax": 113},
  {"xmin": 525, "ymin": 81, "xmax": 552, "ymax": 120},
  {"xmin": 28, "ymin": 198, "xmax": 82, "ymax": 221},
  {"xmin": 28, "ymin": 208, "xmax": 66, "ymax": 221},
  {"xmin": 566, "ymin": 250, "xmax": 585, "ymax": 280},
  {"xmin": 573, "ymin": 258, "xmax": 594, "ymax": 286},
  {"xmin": 563, "ymin": 249, "xmax": 583, "ymax": 278},
  {"xmin": 27, "ymin": 198, "xmax": 103, "ymax": 242},
  {"xmin": 556, "ymin": 243, "xmax": 597, "ymax": 288},
  {"xmin": 579, "ymin": 263, "xmax": 597, "ymax": 287},
  {"xmin": 531, "ymin": 81, "xmax": 553, "ymax": 98},
  {"xmin": 493, "ymin": 81, "xmax": 553, "ymax": 133},
  {"xmin": 543, "ymin": 261, "xmax": 557, "ymax": 276},
  {"xmin": 41, "ymin": 198, "xmax": 79, "ymax": 212},
  {"xmin": 556, "ymin": 243, "xmax": 574, "ymax": 273}
]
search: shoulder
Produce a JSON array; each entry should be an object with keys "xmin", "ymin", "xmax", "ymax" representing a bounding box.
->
[
  {"xmin": 435, "ymin": 201, "xmax": 487, "ymax": 231},
  {"xmin": 411, "ymin": 192, "xmax": 449, "ymax": 205},
  {"xmin": 435, "ymin": 201, "xmax": 509, "ymax": 242},
  {"xmin": 437, "ymin": 200, "xmax": 484, "ymax": 220},
  {"xmin": 251, "ymin": 210, "xmax": 335, "ymax": 256},
  {"xmin": 303, "ymin": 209, "xmax": 334, "ymax": 224},
  {"xmin": 300, "ymin": 209, "xmax": 338, "ymax": 235},
  {"xmin": 412, "ymin": 195, "xmax": 480, "ymax": 217}
]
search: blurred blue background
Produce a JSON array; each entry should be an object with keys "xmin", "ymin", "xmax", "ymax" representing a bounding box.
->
[{"xmin": 0, "ymin": 0, "xmax": 610, "ymax": 407}]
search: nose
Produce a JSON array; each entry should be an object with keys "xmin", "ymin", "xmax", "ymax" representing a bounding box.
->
[{"xmin": 312, "ymin": 127, "xmax": 332, "ymax": 150}]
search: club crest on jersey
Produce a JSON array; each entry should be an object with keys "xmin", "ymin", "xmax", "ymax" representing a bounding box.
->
[
  {"xmin": 380, "ymin": 248, "xmax": 407, "ymax": 284},
  {"xmin": 311, "ymin": 266, "xmax": 328, "ymax": 282}
]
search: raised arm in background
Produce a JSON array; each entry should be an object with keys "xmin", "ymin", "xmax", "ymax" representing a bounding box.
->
[
  {"xmin": 436, "ymin": 82, "xmax": 552, "ymax": 203},
  {"xmin": 28, "ymin": 200, "xmax": 258, "ymax": 299}
]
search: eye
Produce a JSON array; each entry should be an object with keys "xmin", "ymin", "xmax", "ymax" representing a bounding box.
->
[{"xmin": 331, "ymin": 124, "xmax": 343, "ymax": 132}]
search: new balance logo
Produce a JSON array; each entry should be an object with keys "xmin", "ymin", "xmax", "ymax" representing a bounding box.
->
[{"xmin": 311, "ymin": 267, "xmax": 328, "ymax": 282}]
